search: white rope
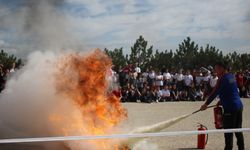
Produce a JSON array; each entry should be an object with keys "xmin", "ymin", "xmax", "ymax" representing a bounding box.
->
[{"xmin": 0, "ymin": 128, "xmax": 249, "ymax": 144}]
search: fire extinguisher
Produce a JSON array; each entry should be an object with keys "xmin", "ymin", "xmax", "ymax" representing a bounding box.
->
[
  {"xmin": 214, "ymin": 105, "xmax": 223, "ymax": 129},
  {"xmin": 197, "ymin": 123, "xmax": 208, "ymax": 149}
]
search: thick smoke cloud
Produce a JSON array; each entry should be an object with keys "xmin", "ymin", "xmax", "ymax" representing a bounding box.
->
[
  {"xmin": 0, "ymin": 51, "xmax": 69, "ymax": 149},
  {"xmin": 0, "ymin": 0, "xmax": 82, "ymax": 57}
]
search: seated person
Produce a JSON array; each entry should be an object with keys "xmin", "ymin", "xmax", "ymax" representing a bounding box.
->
[
  {"xmin": 156, "ymin": 86, "xmax": 162, "ymax": 102},
  {"xmin": 149, "ymin": 86, "xmax": 157, "ymax": 102},
  {"xmin": 127, "ymin": 85, "xmax": 141, "ymax": 102},
  {"xmin": 170, "ymin": 84, "xmax": 178, "ymax": 101},
  {"xmin": 195, "ymin": 87, "xmax": 204, "ymax": 101},
  {"xmin": 161, "ymin": 85, "xmax": 171, "ymax": 101}
]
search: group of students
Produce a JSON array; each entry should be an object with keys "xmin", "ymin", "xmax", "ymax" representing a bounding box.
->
[
  {"xmin": 118, "ymin": 67, "xmax": 221, "ymax": 103},
  {"xmin": 118, "ymin": 71, "xmax": 218, "ymax": 103},
  {"xmin": 115, "ymin": 65, "xmax": 250, "ymax": 103},
  {"xmin": 121, "ymin": 83, "xmax": 180, "ymax": 103}
]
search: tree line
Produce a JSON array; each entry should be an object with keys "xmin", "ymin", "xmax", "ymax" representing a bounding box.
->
[{"xmin": 104, "ymin": 36, "xmax": 250, "ymax": 72}]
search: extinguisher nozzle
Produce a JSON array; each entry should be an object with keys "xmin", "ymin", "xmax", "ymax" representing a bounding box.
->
[{"xmin": 192, "ymin": 105, "xmax": 217, "ymax": 115}]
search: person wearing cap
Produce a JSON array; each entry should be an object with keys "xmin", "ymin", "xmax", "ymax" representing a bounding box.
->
[{"xmin": 200, "ymin": 60, "xmax": 244, "ymax": 150}]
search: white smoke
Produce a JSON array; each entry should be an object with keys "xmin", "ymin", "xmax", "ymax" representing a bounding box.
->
[{"xmin": 0, "ymin": 51, "xmax": 77, "ymax": 149}]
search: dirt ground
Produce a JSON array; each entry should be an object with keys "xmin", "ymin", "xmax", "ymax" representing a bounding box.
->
[
  {"xmin": 0, "ymin": 99, "xmax": 249, "ymax": 150},
  {"xmin": 123, "ymin": 99, "xmax": 250, "ymax": 150}
]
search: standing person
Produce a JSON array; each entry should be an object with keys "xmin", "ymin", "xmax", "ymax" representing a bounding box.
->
[
  {"xmin": 163, "ymin": 69, "xmax": 172, "ymax": 86},
  {"xmin": 118, "ymin": 67, "xmax": 126, "ymax": 87},
  {"xmin": 155, "ymin": 71, "xmax": 164, "ymax": 88},
  {"xmin": 208, "ymin": 72, "xmax": 218, "ymax": 95},
  {"xmin": 242, "ymin": 71, "xmax": 248, "ymax": 98},
  {"xmin": 195, "ymin": 71, "xmax": 203, "ymax": 90},
  {"xmin": 236, "ymin": 71, "xmax": 244, "ymax": 97},
  {"xmin": 184, "ymin": 70, "xmax": 193, "ymax": 101},
  {"xmin": 202, "ymin": 71, "xmax": 211, "ymax": 99},
  {"xmin": 200, "ymin": 61, "xmax": 244, "ymax": 150},
  {"xmin": 148, "ymin": 69, "xmax": 156, "ymax": 87},
  {"xmin": 142, "ymin": 68, "xmax": 149, "ymax": 83},
  {"xmin": 136, "ymin": 74, "xmax": 144, "ymax": 92},
  {"xmin": 176, "ymin": 70, "xmax": 184, "ymax": 92},
  {"xmin": 246, "ymin": 71, "xmax": 250, "ymax": 97}
]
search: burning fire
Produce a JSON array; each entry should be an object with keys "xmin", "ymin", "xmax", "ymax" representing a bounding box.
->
[{"xmin": 49, "ymin": 49, "xmax": 128, "ymax": 150}]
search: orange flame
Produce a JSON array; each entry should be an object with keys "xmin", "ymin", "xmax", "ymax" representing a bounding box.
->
[{"xmin": 49, "ymin": 49, "xmax": 127, "ymax": 150}]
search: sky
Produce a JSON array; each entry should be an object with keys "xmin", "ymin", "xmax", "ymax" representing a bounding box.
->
[{"xmin": 0, "ymin": 0, "xmax": 250, "ymax": 57}]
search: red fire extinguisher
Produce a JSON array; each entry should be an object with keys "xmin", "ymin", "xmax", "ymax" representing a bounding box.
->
[
  {"xmin": 214, "ymin": 105, "xmax": 223, "ymax": 129},
  {"xmin": 197, "ymin": 123, "xmax": 208, "ymax": 149}
]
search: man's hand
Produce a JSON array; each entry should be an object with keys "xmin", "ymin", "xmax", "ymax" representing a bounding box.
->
[
  {"xmin": 200, "ymin": 104, "xmax": 208, "ymax": 111},
  {"xmin": 216, "ymin": 100, "xmax": 221, "ymax": 106}
]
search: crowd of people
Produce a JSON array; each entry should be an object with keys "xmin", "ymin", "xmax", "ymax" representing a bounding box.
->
[
  {"xmin": 1, "ymin": 62, "xmax": 250, "ymax": 103},
  {"xmin": 111, "ymin": 65, "xmax": 250, "ymax": 103},
  {"xmin": 0, "ymin": 63, "xmax": 16, "ymax": 92}
]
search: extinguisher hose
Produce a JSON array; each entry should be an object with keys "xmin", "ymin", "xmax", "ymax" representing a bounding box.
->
[{"xmin": 192, "ymin": 104, "xmax": 217, "ymax": 115}]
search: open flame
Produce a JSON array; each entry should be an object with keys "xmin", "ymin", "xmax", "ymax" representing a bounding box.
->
[{"xmin": 49, "ymin": 49, "xmax": 127, "ymax": 150}]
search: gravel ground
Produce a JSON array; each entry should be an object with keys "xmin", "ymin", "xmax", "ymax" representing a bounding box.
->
[
  {"xmin": 0, "ymin": 99, "xmax": 249, "ymax": 150},
  {"xmin": 123, "ymin": 99, "xmax": 250, "ymax": 150}
]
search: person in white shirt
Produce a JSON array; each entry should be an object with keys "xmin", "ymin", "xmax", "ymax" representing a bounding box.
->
[
  {"xmin": 195, "ymin": 72, "xmax": 203, "ymax": 88},
  {"xmin": 176, "ymin": 70, "xmax": 184, "ymax": 92},
  {"xmin": 209, "ymin": 72, "xmax": 218, "ymax": 88},
  {"xmin": 203, "ymin": 71, "xmax": 211, "ymax": 99},
  {"xmin": 203, "ymin": 72, "xmax": 211, "ymax": 83},
  {"xmin": 148, "ymin": 70, "xmax": 156, "ymax": 86},
  {"xmin": 176, "ymin": 72, "xmax": 184, "ymax": 82},
  {"xmin": 207, "ymin": 72, "xmax": 218, "ymax": 96},
  {"xmin": 161, "ymin": 85, "xmax": 171, "ymax": 101},
  {"xmin": 155, "ymin": 72, "xmax": 164, "ymax": 87},
  {"xmin": 184, "ymin": 71, "xmax": 194, "ymax": 100},
  {"xmin": 184, "ymin": 72, "xmax": 193, "ymax": 87},
  {"xmin": 148, "ymin": 70, "xmax": 155, "ymax": 79},
  {"xmin": 163, "ymin": 69, "xmax": 174, "ymax": 86},
  {"xmin": 163, "ymin": 72, "xmax": 171, "ymax": 80},
  {"xmin": 141, "ymin": 68, "xmax": 149, "ymax": 83},
  {"xmin": 135, "ymin": 64, "xmax": 141, "ymax": 74}
]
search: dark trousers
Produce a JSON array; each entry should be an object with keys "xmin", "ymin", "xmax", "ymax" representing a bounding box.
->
[
  {"xmin": 223, "ymin": 109, "xmax": 244, "ymax": 150},
  {"xmin": 238, "ymin": 87, "xmax": 244, "ymax": 98}
]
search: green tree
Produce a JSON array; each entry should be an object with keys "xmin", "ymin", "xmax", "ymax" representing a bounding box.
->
[
  {"xmin": 239, "ymin": 53, "xmax": 250, "ymax": 70},
  {"xmin": 0, "ymin": 50, "xmax": 22, "ymax": 70},
  {"xmin": 129, "ymin": 35, "xmax": 153, "ymax": 70},
  {"xmin": 227, "ymin": 52, "xmax": 250, "ymax": 71},
  {"xmin": 104, "ymin": 47, "xmax": 127, "ymax": 71},
  {"xmin": 151, "ymin": 49, "xmax": 174, "ymax": 71},
  {"xmin": 174, "ymin": 37, "xmax": 199, "ymax": 69},
  {"xmin": 196, "ymin": 44, "xmax": 224, "ymax": 68},
  {"xmin": 104, "ymin": 36, "xmax": 250, "ymax": 72}
]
